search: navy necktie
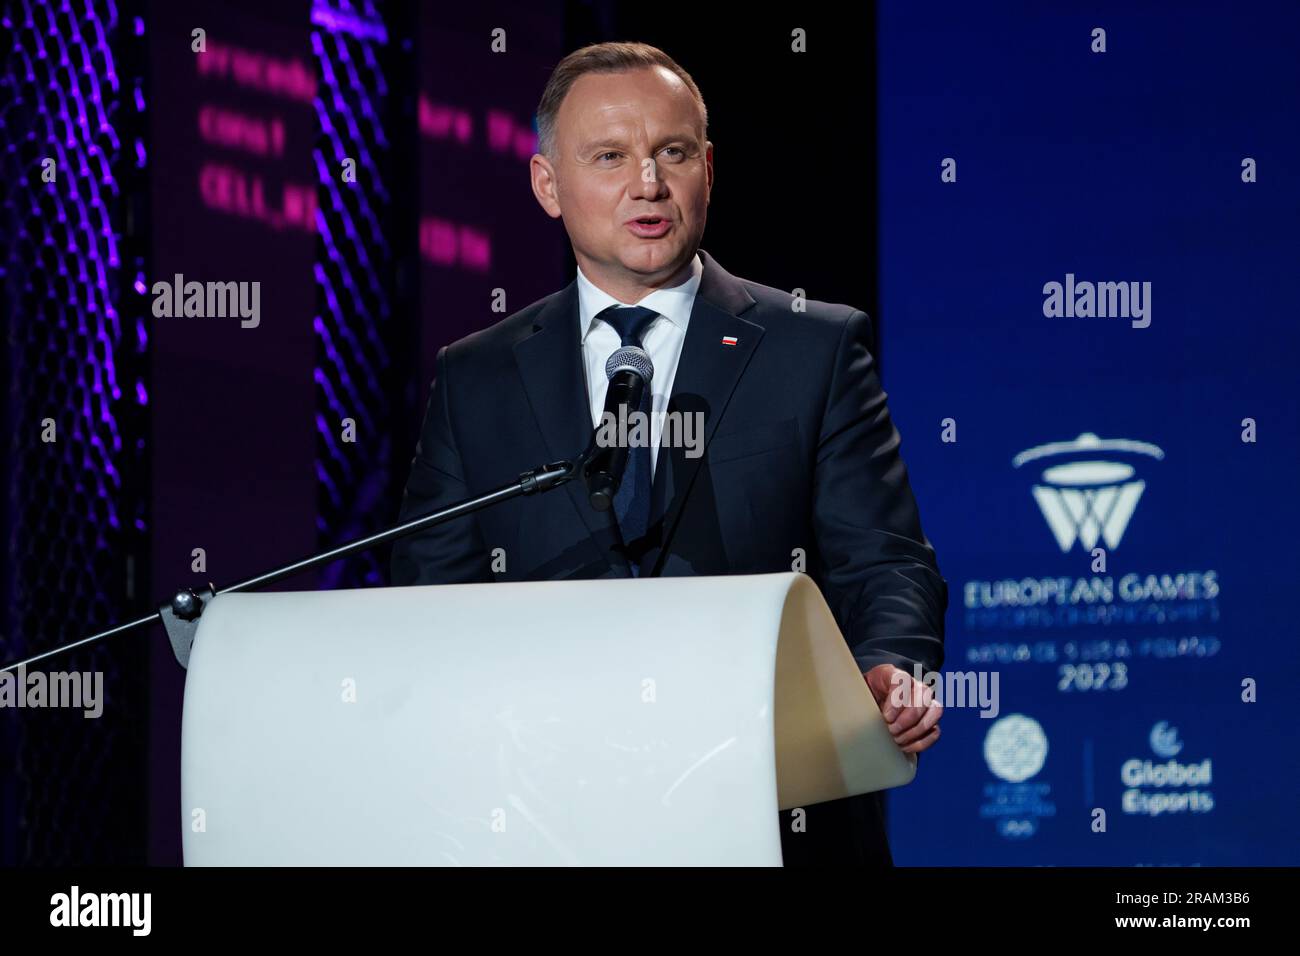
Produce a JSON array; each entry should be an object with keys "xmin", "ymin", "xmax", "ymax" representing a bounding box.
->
[{"xmin": 597, "ymin": 305, "xmax": 659, "ymax": 574}]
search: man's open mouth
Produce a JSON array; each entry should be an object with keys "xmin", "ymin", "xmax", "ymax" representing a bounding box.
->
[{"xmin": 627, "ymin": 217, "xmax": 672, "ymax": 236}]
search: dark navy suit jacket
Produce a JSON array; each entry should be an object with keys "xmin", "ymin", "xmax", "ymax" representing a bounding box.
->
[{"xmin": 390, "ymin": 247, "xmax": 947, "ymax": 865}]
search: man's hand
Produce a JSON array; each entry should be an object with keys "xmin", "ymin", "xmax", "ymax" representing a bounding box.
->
[{"xmin": 865, "ymin": 663, "xmax": 943, "ymax": 754}]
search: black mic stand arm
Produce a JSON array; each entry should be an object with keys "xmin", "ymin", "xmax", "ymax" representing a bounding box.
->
[{"xmin": 0, "ymin": 458, "xmax": 580, "ymax": 673}]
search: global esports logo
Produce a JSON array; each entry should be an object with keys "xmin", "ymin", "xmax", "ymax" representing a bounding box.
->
[
  {"xmin": 1121, "ymin": 721, "xmax": 1215, "ymax": 817},
  {"xmin": 1013, "ymin": 433, "xmax": 1164, "ymax": 552},
  {"xmin": 1149, "ymin": 720, "xmax": 1183, "ymax": 758}
]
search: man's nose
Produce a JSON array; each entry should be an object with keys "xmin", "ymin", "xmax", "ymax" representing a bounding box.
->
[{"xmin": 627, "ymin": 158, "xmax": 670, "ymax": 200}]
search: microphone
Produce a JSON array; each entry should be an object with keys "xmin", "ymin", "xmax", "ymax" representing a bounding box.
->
[{"xmin": 584, "ymin": 345, "xmax": 654, "ymax": 511}]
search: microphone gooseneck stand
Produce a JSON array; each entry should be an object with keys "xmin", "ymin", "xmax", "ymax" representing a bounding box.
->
[
  {"xmin": 1, "ymin": 457, "xmax": 584, "ymax": 674},
  {"xmin": 2, "ymin": 344, "xmax": 656, "ymax": 676}
]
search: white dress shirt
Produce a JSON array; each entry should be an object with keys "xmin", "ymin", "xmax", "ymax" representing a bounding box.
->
[{"xmin": 576, "ymin": 253, "xmax": 703, "ymax": 480}]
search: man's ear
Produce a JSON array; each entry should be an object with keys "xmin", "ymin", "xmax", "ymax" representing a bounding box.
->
[
  {"xmin": 530, "ymin": 154, "xmax": 563, "ymax": 219},
  {"xmin": 705, "ymin": 140, "xmax": 714, "ymax": 202}
]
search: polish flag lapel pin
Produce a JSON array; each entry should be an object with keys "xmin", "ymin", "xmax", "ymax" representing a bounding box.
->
[{"xmin": 721, "ymin": 335, "xmax": 738, "ymax": 347}]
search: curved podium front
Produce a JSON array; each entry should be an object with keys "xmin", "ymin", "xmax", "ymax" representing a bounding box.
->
[{"xmin": 180, "ymin": 572, "xmax": 916, "ymax": 865}]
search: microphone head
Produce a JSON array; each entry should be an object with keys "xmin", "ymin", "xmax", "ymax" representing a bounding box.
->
[{"xmin": 605, "ymin": 345, "xmax": 654, "ymax": 382}]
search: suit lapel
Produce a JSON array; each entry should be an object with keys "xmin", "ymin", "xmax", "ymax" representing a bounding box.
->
[
  {"xmin": 512, "ymin": 249, "xmax": 763, "ymax": 579},
  {"xmin": 512, "ymin": 282, "xmax": 633, "ymax": 576},
  {"xmin": 639, "ymin": 250, "xmax": 763, "ymax": 576}
]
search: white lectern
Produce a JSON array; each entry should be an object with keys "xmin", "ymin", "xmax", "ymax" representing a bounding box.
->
[{"xmin": 180, "ymin": 571, "xmax": 916, "ymax": 865}]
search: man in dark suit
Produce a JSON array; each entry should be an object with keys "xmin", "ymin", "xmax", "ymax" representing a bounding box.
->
[{"xmin": 391, "ymin": 41, "xmax": 946, "ymax": 865}]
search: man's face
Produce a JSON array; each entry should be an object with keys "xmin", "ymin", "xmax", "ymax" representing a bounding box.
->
[{"xmin": 532, "ymin": 66, "xmax": 712, "ymax": 285}]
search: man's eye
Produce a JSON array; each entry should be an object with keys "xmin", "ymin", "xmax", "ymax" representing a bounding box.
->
[
  {"xmin": 598, "ymin": 151, "xmax": 621, "ymax": 162},
  {"xmin": 661, "ymin": 147, "xmax": 685, "ymax": 159}
]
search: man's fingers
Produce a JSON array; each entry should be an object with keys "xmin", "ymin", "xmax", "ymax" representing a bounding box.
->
[
  {"xmin": 900, "ymin": 723, "xmax": 940, "ymax": 754},
  {"xmin": 891, "ymin": 702, "xmax": 942, "ymax": 746},
  {"xmin": 883, "ymin": 678, "xmax": 934, "ymax": 721},
  {"xmin": 869, "ymin": 667, "xmax": 907, "ymax": 715},
  {"xmin": 909, "ymin": 680, "xmax": 936, "ymax": 708},
  {"xmin": 887, "ymin": 705, "xmax": 924, "ymax": 737}
]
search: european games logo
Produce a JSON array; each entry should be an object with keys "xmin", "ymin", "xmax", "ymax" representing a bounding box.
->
[
  {"xmin": 984, "ymin": 714, "xmax": 1049, "ymax": 782},
  {"xmin": 1013, "ymin": 432, "xmax": 1164, "ymax": 552},
  {"xmin": 981, "ymin": 714, "xmax": 1055, "ymax": 839}
]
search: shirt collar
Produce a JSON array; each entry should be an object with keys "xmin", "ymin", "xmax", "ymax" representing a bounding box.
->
[{"xmin": 576, "ymin": 252, "xmax": 703, "ymax": 343}]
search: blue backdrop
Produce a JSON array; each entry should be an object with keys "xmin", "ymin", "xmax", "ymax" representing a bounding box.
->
[{"xmin": 877, "ymin": 2, "xmax": 1299, "ymax": 865}]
